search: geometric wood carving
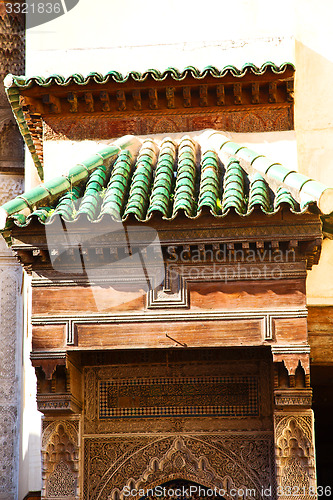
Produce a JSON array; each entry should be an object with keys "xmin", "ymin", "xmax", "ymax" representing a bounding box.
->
[
  {"xmin": 41, "ymin": 419, "xmax": 80, "ymax": 500},
  {"xmin": 83, "ymin": 433, "xmax": 274, "ymax": 500},
  {"xmin": 99, "ymin": 375, "xmax": 259, "ymax": 419},
  {"xmin": 274, "ymin": 412, "xmax": 317, "ymax": 500}
]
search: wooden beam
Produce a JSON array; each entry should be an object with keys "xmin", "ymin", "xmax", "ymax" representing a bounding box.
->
[
  {"xmin": 148, "ymin": 88, "xmax": 158, "ymax": 109},
  {"xmin": 183, "ymin": 86, "xmax": 191, "ymax": 107},
  {"xmin": 233, "ymin": 83, "xmax": 242, "ymax": 104},
  {"xmin": 216, "ymin": 84, "xmax": 225, "ymax": 105},
  {"xmin": 84, "ymin": 92, "xmax": 94, "ymax": 113},
  {"xmin": 116, "ymin": 90, "xmax": 126, "ymax": 111},
  {"xmin": 166, "ymin": 87, "xmax": 175, "ymax": 108},
  {"xmin": 67, "ymin": 92, "xmax": 78, "ymax": 113},
  {"xmin": 199, "ymin": 85, "xmax": 208, "ymax": 106},
  {"xmin": 132, "ymin": 89, "xmax": 141, "ymax": 110},
  {"xmin": 308, "ymin": 306, "xmax": 333, "ymax": 365},
  {"xmin": 42, "ymin": 94, "xmax": 61, "ymax": 113},
  {"xmin": 21, "ymin": 96, "xmax": 44, "ymax": 114},
  {"xmin": 100, "ymin": 91, "xmax": 110, "ymax": 111}
]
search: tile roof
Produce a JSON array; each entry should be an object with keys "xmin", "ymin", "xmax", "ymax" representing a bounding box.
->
[
  {"xmin": 1, "ymin": 130, "xmax": 333, "ymax": 242},
  {"xmin": 4, "ymin": 62, "xmax": 294, "ymax": 89},
  {"xmin": 4, "ymin": 62, "xmax": 294, "ymax": 180}
]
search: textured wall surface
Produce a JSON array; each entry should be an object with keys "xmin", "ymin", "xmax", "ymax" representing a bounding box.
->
[{"xmin": 0, "ymin": 4, "xmax": 24, "ymax": 498}]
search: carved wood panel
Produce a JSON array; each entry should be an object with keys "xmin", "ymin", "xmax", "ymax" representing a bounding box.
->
[
  {"xmin": 41, "ymin": 418, "xmax": 81, "ymax": 500},
  {"xmin": 83, "ymin": 433, "xmax": 275, "ymax": 500},
  {"xmin": 274, "ymin": 412, "xmax": 317, "ymax": 500}
]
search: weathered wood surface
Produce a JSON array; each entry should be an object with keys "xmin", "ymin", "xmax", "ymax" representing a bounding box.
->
[
  {"xmin": 75, "ymin": 319, "xmax": 263, "ymax": 349},
  {"xmin": 32, "ymin": 324, "xmax": 65, "ymax": 350},
  {"xmin": 32, "ymin": 286, "xmax": 145, "ymax": 315},
  {"xmin": 32, "ymin": 279, "xmax": 305, "ymax": 316},
  {"xmin": 308, "ymin": 306, "xmax": 333, "ymax": 364},
  {"xmin": 273, "ymin": 318, "xmax": 308, "ymax": 344},
  {"xmin": 190, "ymin": 279, "xmax": 306, "ymax": 310}
]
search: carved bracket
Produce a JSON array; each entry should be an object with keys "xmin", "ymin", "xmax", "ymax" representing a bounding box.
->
[{"xmin": 272, "ymin": 345, "xmax": 311, "ymax": 375}]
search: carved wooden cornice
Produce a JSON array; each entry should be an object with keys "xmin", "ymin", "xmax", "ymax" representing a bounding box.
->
[{"xmin": 5, "ymin": 63, "xmax": 294, "ymax": 175}]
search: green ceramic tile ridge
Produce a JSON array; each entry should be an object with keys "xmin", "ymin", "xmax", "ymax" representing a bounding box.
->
[
  {"xmin": 49, "ymin": 186, "xmax": 82, "ymax": 221},
  {"xmin": 222, "ymin": 159, "xmax": 246, "ymax": 214},
  {"xmin": 248, "ymin": 173, "xmax": 271, "ymax": 212},
  {"xmin": 100, "ymin": 149, "xmax": 133, "ymax": 220},
  {"xmin": 274, "ymin": 187, "xmax": 297, "ymax": 211},
  {"xmin": 75, "ymin": 166, "xmax": 108, "ymax": 220},
  {"xmin": 4, "ymin": 63, "xmax": 294, "ymax": 90},
  {"xmin": 5, "ymin": 83, "xmax": 43, "ymax": 179},
  {"xmin": 0, "ymin": 143, "xmax": 122, "ymax": 230},
  {"xmin": 148, "ymin": 138, "xmax": 176, "ymax": 218},
  {"xmin": 123, "ymin": 140, "xmax": 157, "ymax": 220},
  {"xmin": 172, "ymin": 136, "xmax": 197, "ymax": 217},
  {"xmin": 198, "ymin": 150, "xmax": 220, "ymax": 214}
]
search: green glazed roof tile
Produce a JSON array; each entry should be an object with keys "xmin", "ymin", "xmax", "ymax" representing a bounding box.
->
[
  {"xmin": 4, "ymin": 63, "xmax": 294, "ymax": 90},
  {"xmin": 3, "ymin": 130, "xmax": 333, "ymax": 240},
  {"xmin": 172, "ymin": 136, "xmax": 197, "ymax": 217},
  {"xmin": 123, "ymin": 140, "xmax": 156, "ymax": 220},
  {"xmin": 248, "ymin": 173, "xmax": 271, "ymax": 212},
  {"xmin": 222, "ymin": 159, "xmax": 246, "ymax": 214},
  {"xmin": 4, "ymin": 63, "xmax": 294, "ymax": 179},
  {"xmin": 198, "ymin": 150, "xmax": 220, "ymax": 214},
  {"xmin": 99, "ymin": 150, "xmax": 133, "ymax": 219},
  {"xmin": 274, "ymin": 187, "xmax": 298, "ymax": 211},
  {"xmin": 148, "ymin": 138, "xmax": 176, "ymax": 218}
]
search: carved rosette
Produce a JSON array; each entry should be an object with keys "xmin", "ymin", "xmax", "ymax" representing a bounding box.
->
[
  {"xmin": 274, "ymin": 412, "xmax": 317, "ymax": 500},
  {"xmin": 41, "ymin": 418, "xmax": 81, "ymax": 500}
]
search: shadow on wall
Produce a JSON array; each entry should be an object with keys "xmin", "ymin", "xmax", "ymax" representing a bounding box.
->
[
  {"xmin": 294, "ymin": 40, "xmax": 333, "ymax": 187},
  {"xmin": 20, "ymin": 432, "xmax": 42, "ymax": 500}
]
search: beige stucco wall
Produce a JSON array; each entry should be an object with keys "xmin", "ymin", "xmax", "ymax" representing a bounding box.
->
[{"xmin": 294, "ymin": 0, "xmax": 333, "ymax": 304}]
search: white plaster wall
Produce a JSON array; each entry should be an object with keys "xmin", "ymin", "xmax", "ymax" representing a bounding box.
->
[{"xmin": 293, "ymin": 0, "xmax": 333, "ymax": 304}]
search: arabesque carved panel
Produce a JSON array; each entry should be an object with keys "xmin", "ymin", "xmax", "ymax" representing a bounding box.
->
[{"xmin": 83, "ymin": 433, "xmax": 274, "ymax": 500}]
